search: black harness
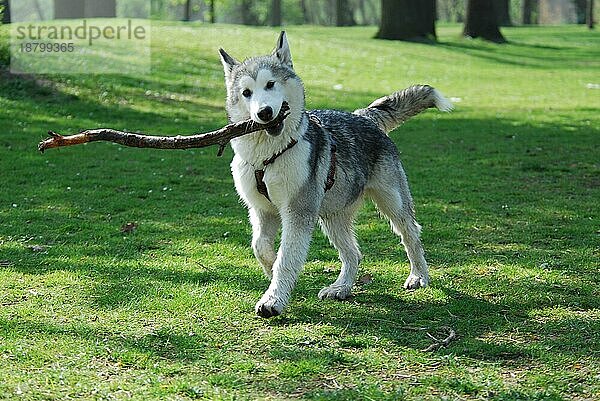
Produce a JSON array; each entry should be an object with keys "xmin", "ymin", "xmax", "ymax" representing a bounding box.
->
[{"xmin": 254, "ymin": 116, "xmax": 336, "ymax": 202}]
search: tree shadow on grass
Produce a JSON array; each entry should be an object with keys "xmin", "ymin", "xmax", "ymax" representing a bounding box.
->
[
  {"xmin": 0, "ymin": 61, "xmax": 227, "ymax": 138},
  {"xmin": 1, "ymin": 275, "xmax": 598, "ymax": 369},
  {"xmin": 436, "ymin": 39, "xmax": 599, "ymax": 70},
  {"xmin": 256, "ymin": 308, "xmax": 597, "ymax": 401}
]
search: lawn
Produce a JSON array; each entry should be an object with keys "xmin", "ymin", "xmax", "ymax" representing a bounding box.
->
[{"xmin": 0, "ymin": 22, "xmax": 599, "ymax": 400}]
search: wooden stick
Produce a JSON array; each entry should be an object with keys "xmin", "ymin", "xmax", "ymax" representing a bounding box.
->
[
  {"xmin": 422, "ymin": 326, "xmax": 457, "ymax": 352},
  {"xmin": 39, "ymin": 103, "xmax": 290, "ymax": 156}
]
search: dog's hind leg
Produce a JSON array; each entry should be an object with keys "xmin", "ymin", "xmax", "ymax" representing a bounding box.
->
[
  {"xmin": 318, "ymin": 210, "xmax": 362, "ymax": 300},
  {"xmin": 368, "ymin": 168, "xmax": 429, "ymax": 290},
  {"xmin": 250, "ymin": 208, "xmax": 280, "ymax": 279}
]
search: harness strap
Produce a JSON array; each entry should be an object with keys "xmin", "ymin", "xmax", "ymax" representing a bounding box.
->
[
  {"xmin": 325, "ymin": 137, "xmax": 337, "ymax": 192},
  {"xmin": 254, "ymin": 169, "xmax": 270, "ymax": 200},
  {"xmin": 262, "ymin": 138, "xmax": 298, "ymax": 167},
  {"xmin": 255, "ymin": 117, "xmax": 337, "ymax": 202},
  {"xmin": 255, "ymin": 138, "xmax": 297, "ymax": 201}
]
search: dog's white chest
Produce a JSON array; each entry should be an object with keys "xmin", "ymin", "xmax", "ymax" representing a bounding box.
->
[{"xmin": 230, "ymin": 139, "xmax": 310, "ymax": 209}]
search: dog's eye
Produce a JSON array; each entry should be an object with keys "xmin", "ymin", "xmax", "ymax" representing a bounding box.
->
[
  {"xmin": 265, "ymin": 81, "xmax": 275, "ymax": 90},
  {"xmin": 242, "ymin": 89, "xmax": 252, "ymax": 98}
]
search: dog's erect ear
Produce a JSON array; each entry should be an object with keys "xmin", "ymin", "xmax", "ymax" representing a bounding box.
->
[
  {"xmin": 273, "ymin": 31, "xmax": 293, "ymax": 68},
  {"xmin": 219, "ymin": 48, "xmax": 239, "ymax": 78}
]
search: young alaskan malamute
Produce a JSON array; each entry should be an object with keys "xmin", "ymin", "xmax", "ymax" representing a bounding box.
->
[{"xmin": 219, "ymin": 32, "xmax": 452, "ymax": 318}]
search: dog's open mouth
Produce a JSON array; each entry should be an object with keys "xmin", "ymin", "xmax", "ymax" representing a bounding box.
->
[{"xmin": 264, "ymin": 102, "xmax": 286, "ymax": 136}]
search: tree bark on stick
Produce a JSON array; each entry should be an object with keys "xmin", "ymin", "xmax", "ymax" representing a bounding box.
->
[{"xmin": 39, "ymin": 104, "xmax": 289, "ymax": 156}]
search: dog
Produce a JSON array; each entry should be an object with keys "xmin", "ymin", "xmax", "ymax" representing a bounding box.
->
[{"xmin": 218, "ymin": 31, "xmax": 452, "ymax": 318}]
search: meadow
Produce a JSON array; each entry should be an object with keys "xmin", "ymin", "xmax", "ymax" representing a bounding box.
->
[{"xmin": 0, "ymin": 23, "xmax": 599, "ymax": 400}]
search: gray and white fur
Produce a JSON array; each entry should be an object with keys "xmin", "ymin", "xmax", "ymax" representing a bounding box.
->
[{"xmin": 219, "ymin": 31, "xmax": 452, "ymax": 318}]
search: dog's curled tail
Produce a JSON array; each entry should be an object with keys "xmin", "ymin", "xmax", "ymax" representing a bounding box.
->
[{"xmin": 353, "ymin": 85, "xmax": 453, "ymax": 134}]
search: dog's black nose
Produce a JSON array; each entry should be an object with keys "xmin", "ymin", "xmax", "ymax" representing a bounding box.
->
[{"xmin": 257, "ymin": 106, "xmax": 274, "ymax": 122}]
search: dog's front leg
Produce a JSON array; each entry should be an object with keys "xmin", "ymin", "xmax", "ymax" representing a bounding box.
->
[
  {"xmin": 255, "ymin": 208, "xmax": 317, "ymax": 318},
  {"xmin": 250, "ymin": 207, "xmax": 280, "ymax": 279}
]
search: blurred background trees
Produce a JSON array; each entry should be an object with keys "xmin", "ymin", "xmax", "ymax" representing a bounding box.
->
[
  {"xmin": 145, "ymin": 0, "xmax": 595, "ymax": 31},
  {"xmin": 1, "ymin": 0, "xmax": 9, "ymax": 23},
  {"xmin": 1, "ymin": 0, "xmax": 596, "ymax": 32},
  {"xmin": 54, "ymin": 0, "xmax": 116, "ymax": 19}
]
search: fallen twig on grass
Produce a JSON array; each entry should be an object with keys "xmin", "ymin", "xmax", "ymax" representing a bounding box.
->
[
  {"xmin": 38, "ymin": 103, "xmax": 290, "ymax": 156},
  {"xmin": 422, "ymin": 326, "xmax": 457, "ymax": 352}
]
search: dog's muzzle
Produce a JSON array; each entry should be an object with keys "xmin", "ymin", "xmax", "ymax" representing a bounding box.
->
[
  {"xmin": 257, "ymin": 106, "xmax": 273, "ymax": 122},
  {"xmin": 258, "ymin": 104, "xmax": 285, "ymax": 136}
]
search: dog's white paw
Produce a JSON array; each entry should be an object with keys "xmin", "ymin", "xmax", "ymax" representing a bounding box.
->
[
  {"xmin": 318, "ymin": 284, "xmax": 353, "ymax": 300},
  {"xmin": 403, "ymin": 273, "xmax": 428, "ymax": 290},
  {"xmin": 255, "ymin": 293, "xmax": 285, "ymax": 318}
]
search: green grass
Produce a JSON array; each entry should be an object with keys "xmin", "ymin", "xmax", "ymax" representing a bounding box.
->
[{"xmin": 0, "ymin": 22, "xmax": 599, "ymax": 400}]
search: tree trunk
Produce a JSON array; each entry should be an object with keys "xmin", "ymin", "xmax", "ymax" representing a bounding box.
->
[
  {"xmin": 366, "ymin": 0, "xmax": 379, "ymax": 24},
  {"xmin": 522, "ymin": 0, "xmax": 533, "ymax": 24},
  {"xmin": 1, "ymin": 0, "xmax": 10, "ymax": 24},
  {"xmin": 336, "ymin": 0, "xmax": 356, "ymax": 26},
  {"xmin": 357, "ymin": 0, "xmax": 367, "ymax": 25},
  {"xmin": 85, "ymin": 0, "xmax": 116, "ymax": 18},
  {"xmin": 573, "ymin": 0, "xmax": 587, "ymax": 23},
  {"xmin": 184, "ymin": 0, "xmax": 192, "ymax": 21},
  {"xmin": 300, "ymin": 0, "xmax": 309, "ymax": 23},
  {"xmin": 327, "ymin": 0, "xmax": 335, "ymax": 25},
  {"xmin": 448, "ymin": 0, "xmax": 465, "ymax": 22},
  {"xmin": 54, "ymin": 0, "xmax": 116, "ymax": 19},
  {"xmin": 54, "ymin": 0, "xmax": 85, "ymax": 19},
  {"xmin": 270, "ymin": 0, "xmax": 282, "ymax": 26},
  {"xmin": 494, "ymin": 0, "xmax": 512, "ymax": 26},
  {"xmin": 33, "ymin": 0, "xmax": 46, "ymax": 20},
  {"xmin": 376, "ymin": 0, "xmax": 436, "ymax": 42},
  {"xmin": 209, "ymin": 0, "xmax": 215, "ymax": 23},
  {"xmin": 588, "ymin": 0, "xmax": 595, "ymax": 28},
  {"xmin": 463, "ymin": 0, "xmax": 507, "ymax": 43},
  {"xmin": 239, "ymin": 0, "xmax": 259, "ymax": 25}
]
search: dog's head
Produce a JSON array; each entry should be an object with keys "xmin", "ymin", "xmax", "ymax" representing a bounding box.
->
[{"xmin": 219, "ymin": 31, "xmax": 304, "ymax": 136}]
